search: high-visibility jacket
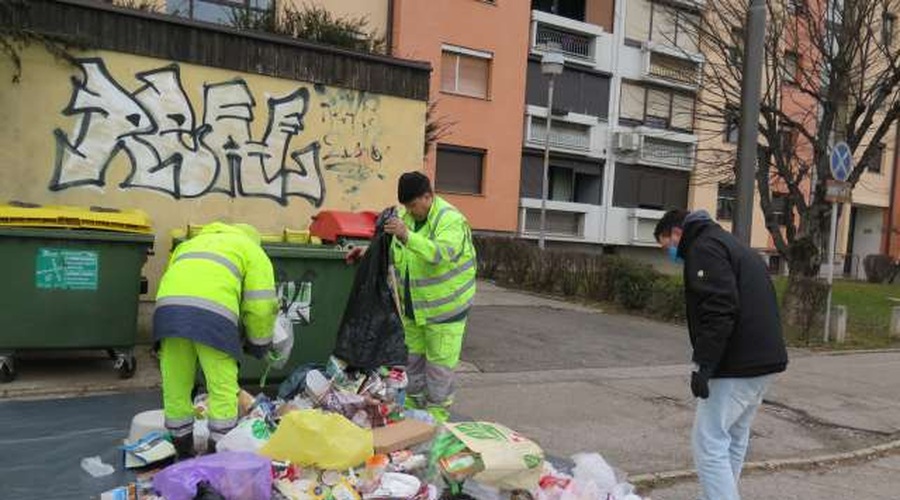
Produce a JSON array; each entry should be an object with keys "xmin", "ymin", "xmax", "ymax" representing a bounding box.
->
[
  {"xmin": 154, "ymin": 222, "xmax": 278, "ymax": 360},
  {"xmin": 392, "ymin": 196, "xmax": 477, "ymax": 326}
]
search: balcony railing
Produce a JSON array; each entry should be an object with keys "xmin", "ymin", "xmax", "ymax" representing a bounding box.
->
[
  {"xmin": 641, "ymin": 136, "xmax": 695, "ymax": 169},
  {"xmin": 523, "ymin": 208, "xmax": 584, "ymax": 237},
  {"xmin": 535, "ymin": 23, "xmax": 593, "ymax": 61},
  {"xmin": 530, "ymin": 118, "xmax": 591, "ymax": 151},
  {"xmin": 648, "ymin": 53, "xmax": 700, "ymax": 87}
]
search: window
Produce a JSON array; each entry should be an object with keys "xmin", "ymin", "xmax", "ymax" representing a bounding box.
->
[
  {"xmin": 613, "ymin": 164, "xmax": 690, "ymax": 209},
  {"xmin": 770, "ymin": 193, "xmax": 790, "ymax": 226},
  {"xmin": 531, "ymin": 0, "xmax": 587, "ymax": 22},
  {"xmin": 441, "ymin": 47, "xmax": 492, "ymax": 99},
  {"xmin": 168, "ymin": 0, "xmax": 273, "ymax": 25},
  {"xmin": 625, "ymin": 0, "xmax": 652, "ymax": 42},
  {"xmin": 788, "ymin": 0, "xmax": 808, "ymax": 15},
  {"xmin": 782, "ymin": 51, "xmax": 799, "ymax": 84},
  {"xmin": 619, "ymin": 82, "xmax": 695, "ymax": 132},
  {"xmin": 729, "ymin": 26, "xmax": 744, "ymax": 67},
  {"xmin": 717, "ymin": 183, "xmax": 736, "ymax": 221},
  {"xmin": 435, "ymin": 145, "xmax": 485, "ymax": 195},
  {"xmin": 868, "ymin": 143, "xmax": 886, "ymax": 173},
  {"xmin": 884, "ymin": 13, "xmax": 896, "ymax": 46},
  {"xmin": 620, "ymin": 82, "xmax": 646, "ymax": 124},
  {"xmin": 778, "ymin": 126, "xmax": 795, "ymax": 157},
  {"xmin": 724, "ymin": 108, "xmax": 740, "ymax": 143}
]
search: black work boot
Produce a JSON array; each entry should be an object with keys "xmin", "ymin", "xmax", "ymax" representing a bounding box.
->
[{"xmin": 172, "ymin": 434, "xmax": 195, "ymax": 461}]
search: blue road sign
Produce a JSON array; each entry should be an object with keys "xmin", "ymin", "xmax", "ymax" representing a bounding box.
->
[{"xmin": 830, "ymin": 142, "xmax": 852, "ymax": 182}]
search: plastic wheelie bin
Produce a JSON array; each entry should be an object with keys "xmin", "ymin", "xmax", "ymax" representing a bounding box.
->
[
  {"xmin": 241, "ymin": 243, "xmax": 356, "ymax": 383},
  {"xmin": 0, "ymin": 204, "xmax": 154, "ymax": 382}
]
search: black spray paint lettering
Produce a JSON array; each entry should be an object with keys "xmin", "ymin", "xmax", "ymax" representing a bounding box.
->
[
  {"xmin": 51, "ymin": 59, "xmax": 325, "ymax": 206},
  {"xmin": 316, "ymin": 85, "xmax": 386, "ymax": 185}
]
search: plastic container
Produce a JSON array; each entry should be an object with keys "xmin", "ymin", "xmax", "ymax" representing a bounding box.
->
[{"xmin": 0, "ymin": 218, "xmax": 153, "ymax": 382}]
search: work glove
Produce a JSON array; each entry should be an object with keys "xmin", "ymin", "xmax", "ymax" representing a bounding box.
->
[{"xmin": 691, "ymin": 368, "xmax": 711, "ymax": 399}]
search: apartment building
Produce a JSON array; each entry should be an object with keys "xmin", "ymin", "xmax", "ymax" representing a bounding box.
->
[{"xmin": 516, "ymin": 0, "xmax": 704, "ymax": 267}]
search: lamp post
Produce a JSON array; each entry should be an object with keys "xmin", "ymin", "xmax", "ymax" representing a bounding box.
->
[{"xmin": 539, "ymin": 49, "xmax": 564, "ymax": 250}]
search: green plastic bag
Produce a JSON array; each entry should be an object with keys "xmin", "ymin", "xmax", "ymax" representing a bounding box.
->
[{"xmin": 260, "ymin": 410, "xmax": 373, "ymax": 469}]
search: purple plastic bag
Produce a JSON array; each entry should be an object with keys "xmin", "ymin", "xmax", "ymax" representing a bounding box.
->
[{"xmin": 153, "ymin": 451, "xmax": 272, "ymax": 500}]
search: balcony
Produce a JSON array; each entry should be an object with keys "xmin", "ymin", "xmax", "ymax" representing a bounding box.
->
[
  {"xmin": 647, "ymin": 52, "xmax": 701, "ymax": 88},
  {"xmin": 640, "ymin": 50, "xmax": 703, "ymax": 91},
  {"xmin": 530, "ymin": 10, "xmax": 607, "ymax": 68},
  {"xmin": 519, "ymin": 198, "xmax": 605, "ymax": 243},
  {"xmin": 614, "ymin": 129, "xmax": 697, "ymax": 170},
  {"xmin": 528, "ymin": 116, "xmax": 592, "ymax": 152}
]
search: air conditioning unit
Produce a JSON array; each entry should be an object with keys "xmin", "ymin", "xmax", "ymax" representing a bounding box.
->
[{"xmin": 615, "ymin": 132, "xmax": 641, "ymax": 152}]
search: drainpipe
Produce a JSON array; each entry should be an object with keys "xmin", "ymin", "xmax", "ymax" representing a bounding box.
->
[{"xmin": 386, "ymin": 0, "xmax": 395, "ymax": 56}]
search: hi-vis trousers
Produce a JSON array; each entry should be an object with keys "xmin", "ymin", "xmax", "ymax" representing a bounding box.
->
[
  {"xmin": 403, "ymin": 319, "xmax": 467, "ymax": 423},
  {"xmin": 159, "ymin": 337, "xmax": 239, "ymax": 443}
]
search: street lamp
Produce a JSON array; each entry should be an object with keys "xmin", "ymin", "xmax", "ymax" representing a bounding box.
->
[{"xmin": 538, "ymin": 49, "xmax": 564, "ymax": 251}]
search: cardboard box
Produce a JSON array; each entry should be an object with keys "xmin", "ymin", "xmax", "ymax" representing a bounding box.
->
[{"xmin": 373, "ymin": 420, "xmax": 437, "ymax": 454}]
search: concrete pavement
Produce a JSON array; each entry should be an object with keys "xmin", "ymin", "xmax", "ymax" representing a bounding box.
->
[{"xmin": 647, "ymin": 453, "xmax": 900, "ymax": 499}]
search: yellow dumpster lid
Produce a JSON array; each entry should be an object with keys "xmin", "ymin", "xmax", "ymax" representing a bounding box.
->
[{"xmin": 0, "ymin": 202, "xmax": 153, "ymax": 234}]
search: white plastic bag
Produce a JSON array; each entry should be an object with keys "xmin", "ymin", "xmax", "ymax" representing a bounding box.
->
[
  {"xmin": 81, "ymin": 456, "xmax": 114, "ymax": 477},
  {"xmin": 572, "ymin": 453, "xmax": 618, "ymax": 496},
  {"xmin": 270, "ymin": 312, "xmax": 294, "ymax": 369},
  {"xmin": 216, "ymin": 418, "xmax": 272, "ymax": 453}
]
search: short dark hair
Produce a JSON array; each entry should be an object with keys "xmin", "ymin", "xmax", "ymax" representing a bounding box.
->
[
  {"xmin": 654, "ymin": 209, "xmax": 689, "ymax": 242},
  {"xmin": 397, "ymin": 171, "xmax": 433, "ymax": 204}
]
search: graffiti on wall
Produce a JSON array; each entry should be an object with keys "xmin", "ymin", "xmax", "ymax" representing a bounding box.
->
[
  {"xmin": 314, "ymin": 84, "xmax": 387, "ymax": 199},
  {"xmin": 51, "ymin": 58, "xmax": 330, "ymax": 206}
]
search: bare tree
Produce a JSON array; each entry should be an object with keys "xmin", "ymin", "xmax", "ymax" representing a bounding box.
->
[{"xmin": 693, "ymin": 0, "xmax": 900, "ymax": 281}]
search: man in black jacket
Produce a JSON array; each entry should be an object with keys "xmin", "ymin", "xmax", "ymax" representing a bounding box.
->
[{"xmin": 655, "ymin": 209, "xmax": 788, "ymax": 500}]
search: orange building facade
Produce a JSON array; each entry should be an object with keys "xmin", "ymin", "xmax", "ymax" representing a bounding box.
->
[{"xmin": 391, "ymin": 0, "xmax": 532, "ymax": 233}]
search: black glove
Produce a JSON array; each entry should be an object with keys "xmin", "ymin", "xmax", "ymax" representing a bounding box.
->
[{"xmin": 691, "ymin": 369, "xmax": 711, "ymax": 399}]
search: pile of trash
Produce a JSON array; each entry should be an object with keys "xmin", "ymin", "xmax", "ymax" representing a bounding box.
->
[{"xmin": 88, "ymin": 355, "xmax": 647, "ymax": 500}]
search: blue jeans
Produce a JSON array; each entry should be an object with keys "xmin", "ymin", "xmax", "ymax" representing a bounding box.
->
[{"xmin": 692, "ymin": 374, "xmax": 775, "ymax": 500}]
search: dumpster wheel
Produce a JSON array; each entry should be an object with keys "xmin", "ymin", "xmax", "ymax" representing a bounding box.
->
[
  {"xmin": 114, "ymin": 353, "xmax": 137, "ymax": 379},
  {"xmin": 0, "ymin": 356, "xmax": 15, "ymax": 383}
]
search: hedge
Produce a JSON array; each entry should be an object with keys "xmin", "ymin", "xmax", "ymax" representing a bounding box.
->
[{"xmin": 473, "ymin": 236, "xmax": 685, "ymax": 321}]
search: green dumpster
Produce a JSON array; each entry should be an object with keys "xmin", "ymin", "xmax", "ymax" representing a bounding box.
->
[
  {"xmin": 169, "ymin": 237, "xmax": 356, "ymax": 383},
  {"xmin": 243, "ymin": 243, "xmax": 356, "ymax": 382},
  {"xmin": 0, "ymin": 227, "xmax": 154, "ymax": 382}
]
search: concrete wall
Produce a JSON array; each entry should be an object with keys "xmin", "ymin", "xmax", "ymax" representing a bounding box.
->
[
  {"xmin": 392, "ymin": 0, "xmax": 531, "ymax": 234},
  {"xmin": 0, "ymin": 47, "xmax": 426, "ymax": 296}
]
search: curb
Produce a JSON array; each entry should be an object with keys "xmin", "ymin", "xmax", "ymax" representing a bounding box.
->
[
  {"xmin": 0, "ymin": 380, "xmax": 161, "ymax": 401},
  {"xmin": 631, "ymin": 437, "xmax": 900, "ymax": 490}
]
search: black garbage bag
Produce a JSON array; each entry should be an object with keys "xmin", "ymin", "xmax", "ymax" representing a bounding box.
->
[{"xmin": 333, "ymin": 207, "xmax": 408, "ymax": 370}]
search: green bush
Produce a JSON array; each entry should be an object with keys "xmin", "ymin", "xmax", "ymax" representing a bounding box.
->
[
  {"xmin": 473, "ymin": 236, "xmax": 685, "ymax": 319},
  {"xmin": 612, "ymin": 260, "xmax": 659, "ymax": 310},
  {"xmin": 648, "ymin": 277, "xmax": 686, "ymax": 321}
]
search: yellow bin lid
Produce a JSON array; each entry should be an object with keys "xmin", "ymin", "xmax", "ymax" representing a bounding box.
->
[{"xmin": 0, "ymin": 203, "xmax": 153, "ymax": 234}]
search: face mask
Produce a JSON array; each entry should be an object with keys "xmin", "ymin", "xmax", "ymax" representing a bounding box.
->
[{"xmin": 667, "ymin": 244, "xmax": 682, "ymax": 264}]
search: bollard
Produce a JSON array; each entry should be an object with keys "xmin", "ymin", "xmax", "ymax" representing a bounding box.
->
[
  {"xmin": 831, "ymin": 305, "xmax": 848, "ymax": 344},
  {"xmin": 892, "ymin": 307, "xmax": 900, "ymax": 339}
]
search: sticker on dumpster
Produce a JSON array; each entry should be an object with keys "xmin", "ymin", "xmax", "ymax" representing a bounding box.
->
[
  {"xmin": 278, "ymin": 281, "xmax": 312, "ymax": 325},
  {"xmin": 35, "ymin": 248, "xmax": 99, "ymax": 290}
]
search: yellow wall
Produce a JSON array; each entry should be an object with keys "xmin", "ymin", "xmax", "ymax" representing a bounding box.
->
[{"xmin": 0, "ymin": 47, "xmax": 425, "ymax": 294}]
